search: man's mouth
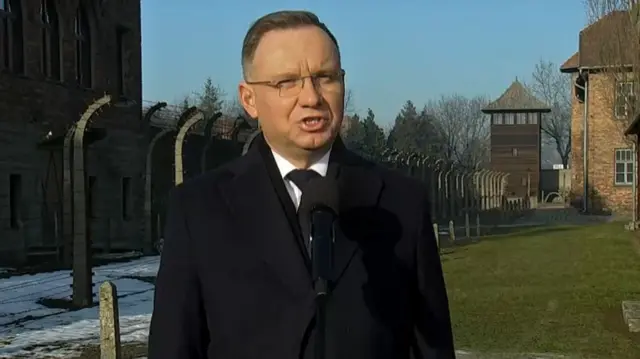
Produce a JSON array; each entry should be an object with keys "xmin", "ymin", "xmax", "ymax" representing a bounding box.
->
[{"xmin": 300, "ymin": 117, "xmax": 328, "ymax": 132}]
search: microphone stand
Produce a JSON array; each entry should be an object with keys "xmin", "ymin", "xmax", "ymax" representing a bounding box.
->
[{"xmin": 310, "ymin": 209, "xmax": 335, "ymax": 359}]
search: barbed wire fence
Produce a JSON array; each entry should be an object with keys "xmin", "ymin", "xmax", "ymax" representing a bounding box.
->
[
  {"xmin": 354, "ymin": 147, "xmax": 530, "ymax": 230},
  {"xmin": 238, "ymin": 128, "xmax": 529, "ymax": 228},
  {"xmin": 0, "ymin": 100, "xmax": 532, "ymax": 337}
]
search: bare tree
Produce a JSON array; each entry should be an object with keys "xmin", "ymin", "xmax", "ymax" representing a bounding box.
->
[
  {"xmin": 223, "ymin": 95, "xmax": 250, "ymax": 119},
  {"xmin": 525, "ymin": 60, "xmax": 572, "ymax": 167},
  {"xmin": 424, "ymin": 94, "xmax": 491, "ymax": 169},
  {"xmin": 583, "ymin": 0, "xmax": 637, "ymax": 23},
  {"xmin": 344, "ymin": 89, "xmax": 355, "ymax": 115}
]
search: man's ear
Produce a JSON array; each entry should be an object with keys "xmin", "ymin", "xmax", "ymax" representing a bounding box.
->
[{"xmin": 238, "ymin": 82, "xmax": 258, "ymax": 119}]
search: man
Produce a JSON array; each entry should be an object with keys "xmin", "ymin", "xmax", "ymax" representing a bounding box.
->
[{"xmin": 148, "ymin": 10, "xmax": 455, "ymax": 359}]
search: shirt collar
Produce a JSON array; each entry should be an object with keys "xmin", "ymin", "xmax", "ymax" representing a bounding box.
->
[{"xmin": 272, "ymin": 148, "xmax": 331, "ymax": 179}]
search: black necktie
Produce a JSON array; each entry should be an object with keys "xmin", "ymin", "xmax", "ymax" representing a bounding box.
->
[
  {"xmin": 287, "ymin": 169, "xmax": 321, "ymax": 197},
  {"xmin": 286, "ymin": 169, "xmax": 321, "ymax": 254}
]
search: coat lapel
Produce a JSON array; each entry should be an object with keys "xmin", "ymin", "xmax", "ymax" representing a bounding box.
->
[
  {"xmin": 327, "ymin": 138, "xmax": 383, "ymax": 284},
  {"xmin": 255, "ymin": 136, "xmax": 312, "ymax": 269},
  {"xmin": 217, "ymin": 135, "xmax": 312, "ymax": 295},
  {"xmin": 217, "ymin": 135, "xmax": 384, "ymax": 293}
]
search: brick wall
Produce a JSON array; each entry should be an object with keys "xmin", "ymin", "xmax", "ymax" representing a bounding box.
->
[
  {"xmin": 0, "ymin": 0, "xmax": 143, "ymax": 265},
  {"xmin": 570, "ymin": 72, "xmax": 635, "ymax": 213}
]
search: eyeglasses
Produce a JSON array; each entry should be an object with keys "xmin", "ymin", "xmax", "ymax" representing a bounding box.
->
[{"xmin": 246, "ymin": 69, "xmax": 345, "ymax": 97}]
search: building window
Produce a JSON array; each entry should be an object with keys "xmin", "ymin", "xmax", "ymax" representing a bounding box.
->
[
  {"xmin": 122, "ymin": 177, "xmax": 132, "ymax": 221},
  {"xmin": 614, "ymin": 148, "xmax": 634, "ymax": 185},
  {"xmin": 115, "ymin": 26, "xmax": 129, "ymax": 96},
  {"xmin": 87, "ymin": 176, "xmax": 97, "ymax": 218},
  {"xmin": 504, "ymin": 113, "xmax": 515, "ymax": 124},
  {"xmin": 615, "ymin": 81, "xmax": 635, "ymax": 119},
  {"xmin": 1, "ymin": 0, "xmax": 24, "ymax": 74},
  {"xmin": 516, "ymin": 113, "xmax": 527, "ymax": 124},
  {"xmin": 74, "ymin": 5, "xmax": 91, "ymax": 87},
  {"xmin": 40, "ymin": 0, "xmax": 60, "ymax": 80},
  {"xmin": 512, "ymin": 148, "xmax": 518, "ymax": 156},
  {"xmin": 9, "ymin": 173, "xmax": 22, "ymax": 229},
  {"xmin": 528, "ymin": 112, "xmax": 538, "ymax": 124},
  {"xmin": 492, "ymin": 113, "xmax": 503, "ymax": 125}
]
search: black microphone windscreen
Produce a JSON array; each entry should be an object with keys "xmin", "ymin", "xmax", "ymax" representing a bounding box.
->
[{"xmin": 299, "ymin": 177, "xmax": 340, "ymax": 216}]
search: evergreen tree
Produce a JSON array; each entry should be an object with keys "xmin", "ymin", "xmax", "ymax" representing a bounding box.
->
[
  {"xmin": 387, "ymin": 100, "xmax": 422, "ymax": 153},
  {"xmin": 360, "ymin": 108, "xmax": 386, "ymax": 159},
  {"xmin": 197, "ymin": 77, "xmax": 225, "ymax": 119},
  {"xmin": 342, "ymin": 114, "xmax": 364, "ymax": 152}
]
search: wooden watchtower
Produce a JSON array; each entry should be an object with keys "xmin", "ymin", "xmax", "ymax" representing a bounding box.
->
[{"xmin": 482, "ymin": 79, "xmax": 550, "ymax": 199}]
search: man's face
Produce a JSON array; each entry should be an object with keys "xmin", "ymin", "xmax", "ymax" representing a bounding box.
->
[{"xmin": 239, "ymin": 26, "xmax": 344, "ymax": 155}]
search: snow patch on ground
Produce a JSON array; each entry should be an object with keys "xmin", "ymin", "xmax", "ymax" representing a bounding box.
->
[{"xmin": 0, "ymin": 256, "xmax": 159, "ymax": 358}]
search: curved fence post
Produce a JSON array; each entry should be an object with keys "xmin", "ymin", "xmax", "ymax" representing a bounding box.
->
[
  {"xmin": 72, "ymin": 94, "xmax": 112, "ymax": 308},
  {"xmin": 407, "ymin": 154, "xmax": 419, "ymax": 177},
  {"xmin": 481, "ymin": 170, "xmax": 491, "ymax": 211},
  {"xmin": 484, "ymin": 171, "xmax": 491, "ymax": 209},
  {"xmin": 489, "ymin": 172, "xmax": 495, "ymax": 209},
  {"xmin": 427, "ymin": 159, "xmax": 438, "ymax": 216},
  {"xmin": 492, "ymin": 172, "xmax": 501, "ymax": 208},
  {"xmin": 62, "ymin": 126, "xmax": 76, "ymax": 265},
  {"xmin": 454, "ymin": 170, "xmax": 463, "ymax": 217},
  {"xmin": 242, "ymin": 129, "xmax": 262, "ymax": 155},
  {"xmin": 144, "ymin": 128, "xmax": 172, "ymax": 252},
  {"xmin": 418, "ymin": 157, "xmax": 428, "ymax": 183},
  {"xmin": 461, "ymin": 173, "xmax": 469, "ymax": 213},
  {"xmin": 199, "ymin": 112, "xmax": 223, "ymax": 173},
  {"xmin": 501, "ymin": 173, "xmax": 510, "ymax": 210},
  {"xmin": 435, "ymin": 160, "xmax": 446, "ymax": 220},
  {"xmin": 446, "ymin": 165, "xmax": 455, "ymax": 219},
  {"xmin": 174, "ymin": 109, "xmax": 205, "ymax": 185},
  {"xmin": 142, "ymin": 102, "xmax": 167, "ymax": 254}
]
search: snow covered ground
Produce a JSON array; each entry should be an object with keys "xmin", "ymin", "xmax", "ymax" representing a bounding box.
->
[{"xmin": 0, "ymin": 256, "xmax": 160, "ymax": 358}]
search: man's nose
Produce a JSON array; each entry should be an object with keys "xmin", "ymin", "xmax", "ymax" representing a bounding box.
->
[{"xmin": 297, "ymin": 77, "xmax": 322, "ymax": 106}]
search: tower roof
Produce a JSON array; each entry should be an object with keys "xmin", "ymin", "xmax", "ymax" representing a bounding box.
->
[{"xmin": 482, "ymin": 79, "xmax": 551, "ymax": 113}]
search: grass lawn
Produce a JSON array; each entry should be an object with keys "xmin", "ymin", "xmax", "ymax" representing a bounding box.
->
[{"xmin": 443, "ymin": 222, "xmax": 640, "ymax": 359}]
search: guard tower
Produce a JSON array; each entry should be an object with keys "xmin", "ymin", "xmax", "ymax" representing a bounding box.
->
[{"xmin": 482, "ymin": 79, "xmax": 550, "ymax": 199}]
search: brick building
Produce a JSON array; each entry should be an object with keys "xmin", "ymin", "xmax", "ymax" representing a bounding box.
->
[
  {"xmin": 0, "ymin": 0, "xmax": 143, "ymax": 265},
  {"xmin": 560, "ymin": 11, "xmax": 637, "ymax": 214}
]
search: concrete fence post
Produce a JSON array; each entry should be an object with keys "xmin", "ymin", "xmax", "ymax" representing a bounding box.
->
[
  {"xmin": 464, "ymin": 212, "xmax": 470, "ymax": 239},
  {"xmin": 99, "ymin": 281, "xmax": 121, "ymax": 359},
  {"xmin": 448, "ymin": 220, "xmax": 455, "ymax": 243}
]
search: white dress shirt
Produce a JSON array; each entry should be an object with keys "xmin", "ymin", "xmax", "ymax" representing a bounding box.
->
[{"xmin": 271, "ymin": 149, "xmax": 331, "ymax": 209}]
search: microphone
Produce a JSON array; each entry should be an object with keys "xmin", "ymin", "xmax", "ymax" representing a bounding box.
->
[
  {"xmin": 298, "ymin": 177, "xmax": 339, "ymax": 297},
  {"xmin": 298, "ymin": 177, "xmax": 339, "ymax": 359}
]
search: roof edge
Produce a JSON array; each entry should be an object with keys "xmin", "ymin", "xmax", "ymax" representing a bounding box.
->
[
  {"xmin": 560, "ymin": 67, "xmax": 579, "ymax": 73},
  {"xmin": 481, "ymin": 108, "xmax": 552, "ymax": 114},
  {"xmin": 625, "ymin": 113, "xmax": 640, "ymax": 135}
]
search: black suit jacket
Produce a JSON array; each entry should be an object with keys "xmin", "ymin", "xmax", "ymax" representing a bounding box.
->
[{"xmin": 148, "ymin": 135, "xmax": 455, "ymax": 359}]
